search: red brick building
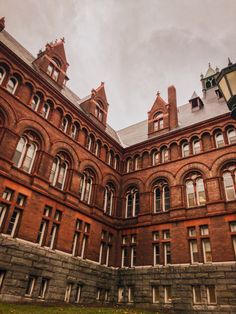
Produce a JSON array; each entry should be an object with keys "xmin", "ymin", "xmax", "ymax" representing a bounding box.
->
[{"xmin": 0, "ymin": 18, "xmax": 235, "ymax": 313}]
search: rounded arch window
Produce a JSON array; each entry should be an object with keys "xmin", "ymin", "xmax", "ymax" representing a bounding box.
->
[
  {"xmin": 6, "ymin": 76, "xmax": 18, "ymax": 94},
  {"xmin": 12, "ymin": 131, "xmax": 40, "ymax": 173},
  {"xmin": 30, "ymin": 94, "xmax": 41, "ymax": 111},
  {"xmin": 192, "ymin": 139, "xmax": 201, "ymax": 154},
  {"xmin": 0, "ymin": 66, "xmax": 6, "ymax": 85},
  {"xmin": 49, "ymin": 152, "xmax": 70, "ymax": 190},
  {"xmin": 71, "ymin": 123, "xmax": 79, "ymax": 140},
  {"xmin": 222, "ymin": 164, "xmax": 236, "ymax": 201},
  {"xmin": 79, "ymin": 169, "xmax": 95, "ymax": 204},
  {"xmin": 153, "ymin": 112, "xmax": 164, "ymax": 131},
  {"xmin": 41, "ymin": 100, "xmax": 51, "ymax": 119},
  {"xmin": 185, "ymin": 172, "xmax": 206, "ymax": 207},
  {"xmin": 152, "ymin": 150, "xmax": 159, "ymax": 166},
  {"xmin": 134, "ymin": 155, "xmax": 141, "ymax": 170},
  {"xmin": 161, "ymin": 147, "xmax": 169, "ymax": 163},
  {"xmin": 125, "ymin": 187, "xmax": 139, "ymax": 218},
  {"xmin": 104, "ymin": 183, "xmax": 115, "ymax": 215},
  {"xmin": 215, "ymin": 132, "xmax": 224, "ymax": 148},
  {"xmin": 153, "ymin": 180, "xmax": 170, "ymax": 213},
  {"xmin": 126, "ymin": 158, "xmax": 132, "ymax": 173},
  {"xmin": 182, "ymin": 142, "xmax": 190, "ymax": 157},
  {"xmin": 227, "ymin": 128, "xmax": 236, "ymax": 144},
  {"xmin": 61, "ymin": 117, "xmax": 69, "ymax": 133}
]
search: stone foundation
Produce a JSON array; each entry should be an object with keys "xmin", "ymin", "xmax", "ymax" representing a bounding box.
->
[{"xmin": 0, "ymin": 235, "xmax": 236, "ymax": 313}]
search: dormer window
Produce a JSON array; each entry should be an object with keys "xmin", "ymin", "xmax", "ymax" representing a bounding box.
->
[
  {"xmin": 153, "ymin": 112, "xmax": 164, "ymax": 131},
  {"xmin": 46, "ymin": 58, "xmax": 61, "ymax": 82},
  {"xmin": 95, "ymin": 101, "xmax": 104, "ymax": 122}
]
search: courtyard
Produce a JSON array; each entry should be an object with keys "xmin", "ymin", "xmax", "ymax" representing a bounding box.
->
[{"xmin": 0, "ymin": 303, "xmax": 155, "ymax": 314}]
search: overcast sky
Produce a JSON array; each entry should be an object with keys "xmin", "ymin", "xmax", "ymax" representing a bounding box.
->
[{"xmin": 0, "ymin": 0, "xmax": 236, "ymax": 130}]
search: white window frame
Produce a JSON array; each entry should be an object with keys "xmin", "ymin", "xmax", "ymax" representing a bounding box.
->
[
  {"xmin": 105, "ymin": 245, "xmax": 110, "ymax": 266},
  {"xmin": 192, "ymin": 286, "xmax": 202, "ymax": 304},
  {"xmin": 118, "ymin": 287, "xmax": 124, "ymax": 303},
  {"xmin": 72, "ymin": 233, "xmax": 79, "ymax": 257},
  {"xmin": 75, "ymin": 285, "xmax": 82, "ymax": 303},
  {"xmin": 206, "ymin": 285, "xmax": 217, "ymax": 304},
  {"xmin": 7, "ymin": 209, "xmax": 21, "ymax": 237},
  {"xmin": 48, "ymin": 224, "xmax": 58, "ymax": 250},
  {"xmin": 37, "ymin": 219, "xmax": 47, "ymax": 246},
  {"xmin": 80, "ymin": 235, "xmax": 87, "ymax": 259},
  {"xmin": 202, "ymin": 239, "xmax": 212, "ymax": 263},
  {"xmin": 99, "ymin": 243, "xmax": 104, "ymax": 264},
  {"xmin": 6, "ymin": 76, "xmax": 18, "ymax": 94},
  {"xmin": 190, "ymin": 240, "xmax": 199, "ymax": 264},
  {"xmin": 0, "ymin": 66, "xmax": 6, "ymax": 85},
  {"xmin": 64, "ymin": 283, "xmax": 72, "ymax": 302},
  {"xmin": 227, "ymin": 128, "xmax": 236, "ymax": 144},
  {"xmin": 164, "ymin": 285, "xmax": 172, "ymax": 303},
  {"xmin": 128, "ymin": 286, "xmax": 134, "ymax": 303},
  {"xmin": 38, "ymin": 278, "xmax": 48, "ymax": 299},
  {"xmin": 152, "ymin": 286, "xmax": 160, "ymax": 303},
  {"xmin": 0, "ymin": 203, "xmax": 7, "ymax": 229},
  {"xmin": 25, "ymin": 276, "xmax": 36, "ymax": 297}
]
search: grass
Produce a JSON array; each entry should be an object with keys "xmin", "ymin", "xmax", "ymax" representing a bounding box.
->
[{"xmin": 0, "ymin": 303, "xmax": 155, "ymax": 314}]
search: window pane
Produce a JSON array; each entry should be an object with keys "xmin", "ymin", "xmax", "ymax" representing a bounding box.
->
[
  {"xmin": 223, "ymin": 172, "xmax": 235, "ymax": 201},
  {"xmin": 196, "ymin": 178, "xmax": 206, "ymax": 205},
  {"xmin": 12, "ymin": 137, "xmax": 26, "ymax": 167},
  {"xmin": 186, "ymin": 181, "xmax": 195, "ymax": 207},
  {"xmin": 22, "ymin": 143, "xmax": 37, "ymax": 173},
  {"xmin": 228, "ymin": 129, "xmax": 236, "ymax": 144}
]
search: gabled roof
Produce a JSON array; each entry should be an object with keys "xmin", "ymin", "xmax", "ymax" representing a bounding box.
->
[
  {"xmin": 0, "ymin": 30, "xmax": 230, "ymax": 149},
  {"xmin": 204, "ymin": 63, "xmax": 217, "ymax": 78},
  {"xmin": 189, "ymin": 91, "xmax": 199, "ymax": 101}
]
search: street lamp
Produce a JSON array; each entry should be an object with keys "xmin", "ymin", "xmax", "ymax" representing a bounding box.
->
[{"xmin": 216, "ymin": 58, "xmax": 236, "ymax": 120}]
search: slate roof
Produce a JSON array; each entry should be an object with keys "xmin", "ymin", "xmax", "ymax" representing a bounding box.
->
[
  {"xmin": 117, "ymin": 88, "xmax": 229, "ymax": 147},
  {"xmin": 0, "ymin": 30, "xmax": 230, "ymax": 149}
]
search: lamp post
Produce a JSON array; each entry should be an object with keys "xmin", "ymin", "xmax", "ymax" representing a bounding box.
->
[{"xmin": 216, "ymin": 59, "xmax": 236, "ymax": 120}]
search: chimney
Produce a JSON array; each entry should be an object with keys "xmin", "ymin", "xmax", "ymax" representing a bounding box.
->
[
  {"xmin": 0, "ymin": 17, "xmax": 5, "ymax": 32},
  {"xmin": 168, "ymin": 85, "xmax": 178, "ymax": 129}
]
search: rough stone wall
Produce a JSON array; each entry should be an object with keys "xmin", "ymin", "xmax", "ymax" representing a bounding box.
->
[
  {"xmin": 0, "ymin": 235, "xmax": 236, "ymax": 314},
  {"xmin": 118, "ymin": 265, "xmax": 236, "ymax": 314},
  {"xmin": 0, "ymin": 235, "xmax": 117, "ymax": 304}
]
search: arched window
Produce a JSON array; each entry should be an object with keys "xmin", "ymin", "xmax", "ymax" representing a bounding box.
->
[
  {"xmin": 71, "ymin": 124, "xmax": 78, "ymax": 139},
  {"xmin": 182, "ymin": 142, "xmax": 190, "ymax": 157},
  {"xmin": 185, "ymin": 173, "xmax": 206, "ymax": 207},
  {"xmin": 61, "ymin": 117, "xmax": 68, "ymax": 133},
  {"xmin": 108, "ymin": 151, "xmax": 114, "ymax": 166},
  {"xmin": 222, "ymin": 164, "xmax": 236, "ymax": 201},
  {"xmin": 41, "ymin": 101, "xmax": 51, "ymax": 119},
  {"xmin": 126, "ymin": 158, "xmax": 132, "ymax": 173},
  {"xmin": 0, "ymin": 66, "xmax": 6, "ymax": 85},
  {"xmin": 49, "ymin": 152, "xmax": 69, "ymax": 190},
  {"xmin": 215, "ymin": 132, "xmax": 224, "ymax": 148},
  {"xmin": 86, "ymin": 135, "xmax": 93, "ymax": 151},
  {"xmin": 134, "ymin": 156, "xmax": 141, "ymax": 170},
  {"xmin": 104, "ymin": 183, "xmax": 115, "ymax": 215},
  {"xmin": 192, "ymin": 139, "xmax": 201, "ymax": 154},
  {"xmin": 153, "ymin": 180, "xmax": 170, "ymax": 213},
  {"xmin": 6, "ymin": 76, "xmax": 18, "ymax": 94},
  {"xmin": 227, "ymin": 128, "xmax": 236, "ymax": 144},
  {"xmin": 12, "ymin": 131, "xmax": 39, "ymax": 173},
  {"xmin": 94, "ymin": 141, "xmax": 101, "ymax": 157},
  {"xmin": 114, "ymin": 155, "xmax": 119, "ymax": 170},
  {"xmin": 79, "ymin": 169, "xmax": 94, "ymax": 204},
  {"xmin": 161, "ymin": 147, "xmax": 169, "ymax": 163},
  {"xmin": 153, "ymin": 112, "xmax": 164, "ymax": 131},
  {"xmin": 30, "ymin": 94, "xmax": 40, "ymax": 111},
  {"xmin": 125, "ymin": 187, "xmax": 140, "ymax": 218},
  {"xmin": 152, "ymin": 150, "xmax": 159, "ymax": 166}
]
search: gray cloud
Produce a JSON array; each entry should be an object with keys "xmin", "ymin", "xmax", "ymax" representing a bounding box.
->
[{"xmin": 0, "ymin": 0, "xmax": 236, "ymax": 129}]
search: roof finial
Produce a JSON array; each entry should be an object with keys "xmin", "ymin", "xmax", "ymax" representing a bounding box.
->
[
  {"xmin": 228, "ymin": 57, "xmax": 233, "ymax": 66},
  {"xmin": 208, "ymin": 62, "xmax": 211, "ymax": 68},
  {"xmin": 156, "ymin": 90, "xmax": 160, "ymax": 96},
  {"xmin": 61, "ymin": 37, "xmax": 65, "ymax": 43}
]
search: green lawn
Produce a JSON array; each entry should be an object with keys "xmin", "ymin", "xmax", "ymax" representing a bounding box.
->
[{"xmin": 0, "ymin": 303, "xmax": 155, "ymax": 314}]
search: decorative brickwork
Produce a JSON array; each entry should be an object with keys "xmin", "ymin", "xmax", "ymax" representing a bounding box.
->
[{"xmin": 0, "ymin": 20, "xmax": 236, "ymax": 313}]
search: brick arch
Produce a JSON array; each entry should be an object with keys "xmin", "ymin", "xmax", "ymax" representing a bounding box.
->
[
  {"xmin": 15, "ymin": 118, "xmax": 51, "ymax": 152},
  {"xmin": 145, "ymin": 170, "xmax": 175, "ymax": 191},
  {"xmin": 122, "ymin": 177, "xmax": 145, "ymax": 194},
  {"xmin": 175, "ymin": 162, "xmax": 211, "ymax": 184},
  {"xmin": 211, "ymin": 152, "xmax": 236, "ymax": 177},
  {"xmin": 79, "ymin": 159, "xmax": 103, "ymax": 184},
  {"xmin": 102, "ymin": 174, "xmax": 120, "ymax": 192},
  {"xmin": 50, "ymin": 141, "xmax": 79, "ymax": 169},
  {"xmin": 0, "ymin": 97, "xmax": 17, "ymax": 126}
]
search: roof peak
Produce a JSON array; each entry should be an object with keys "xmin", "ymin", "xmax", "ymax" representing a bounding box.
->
[{"xmin": 204, "ymin": 62, "xmax": 219, "ymax": 78}]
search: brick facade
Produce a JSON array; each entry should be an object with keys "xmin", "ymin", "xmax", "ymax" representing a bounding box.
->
[{"xmin": 0, "ymin": 20, "xmax": 236, "ymax": 313}]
